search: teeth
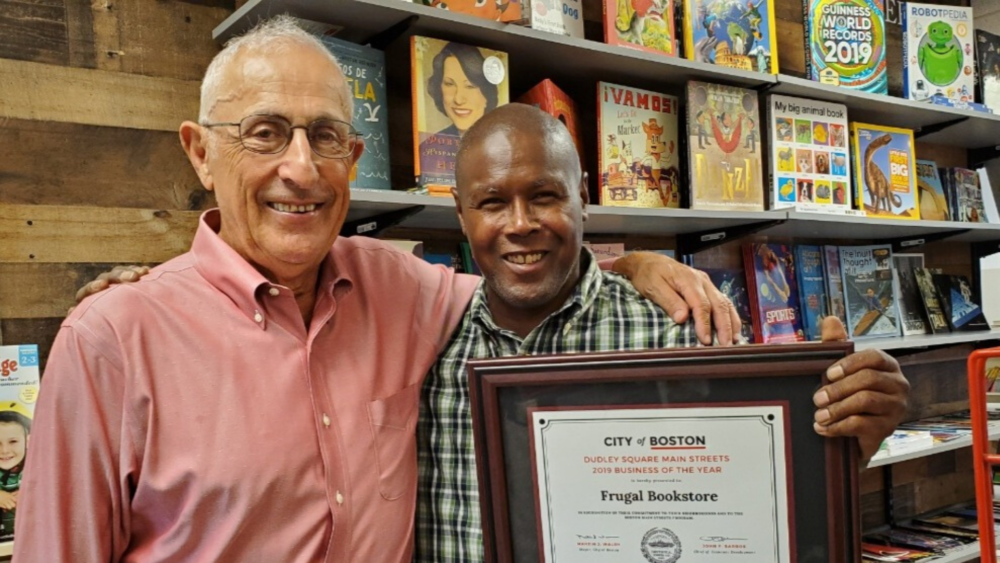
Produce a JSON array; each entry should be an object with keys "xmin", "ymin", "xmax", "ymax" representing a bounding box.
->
[
  {"xmin": 507, "ymin": 253, "xmax": 543, "ymax": 265},
  {"xmin": 272, "ymin": 203, "xmax": 317, "ymax": 213}
]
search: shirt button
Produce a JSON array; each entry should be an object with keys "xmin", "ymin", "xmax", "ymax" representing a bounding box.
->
[
  {"xmin": 253, "ymin": 310, "xmax": 263, "ymax": 323},
  {"xmin": 268, "ymin": 287, "xmax": 280, "ymax": 297},
  {"xmin": 336, "ymin": 491, "xmax": 344, "ymax": 505},
  {"xmin": 322, "ymin": 414, "xmax": 331, "ymax": 427}
]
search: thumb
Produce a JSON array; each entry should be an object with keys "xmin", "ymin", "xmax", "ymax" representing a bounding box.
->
[{"xmin": 820, "ymin": 316, "xmax": 848, "ymax": 342}]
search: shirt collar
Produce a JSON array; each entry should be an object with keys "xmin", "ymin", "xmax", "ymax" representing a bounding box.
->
[
  {"xmin": 191, "ymin": 209, "xmax": 350, "ymax": 325},
  {"xmin": 469, "ymin": 248, "xmax": 603, "ymax": 335}
]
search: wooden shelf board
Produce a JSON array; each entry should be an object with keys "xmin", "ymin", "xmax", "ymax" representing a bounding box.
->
[
  {"xmin": 855, "ymin": 330, "xmax": 1000, "ymax": 353},
  {"xmin": 866, "ymin": 421, "xmax": 1000, "ymax": 468}
]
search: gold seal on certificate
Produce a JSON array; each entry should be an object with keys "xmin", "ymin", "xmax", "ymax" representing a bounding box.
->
[{"xmin": 531, "ymin": 405, "xmax": 791, "ymax": 562}]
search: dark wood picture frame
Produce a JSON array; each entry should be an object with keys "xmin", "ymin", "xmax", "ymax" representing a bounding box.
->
[{"xmin": 468, "ymin": 342, "xmax": 859, "ymax": 563}]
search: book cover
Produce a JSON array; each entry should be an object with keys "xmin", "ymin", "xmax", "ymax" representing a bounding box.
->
[
  {"xmin": 411, "ymin": 36, "xmax": 509, "ymax": 193},
  {"xmin": 822, "ymin": 245, "xmax": 848, "ymax": 327},
  {"xmin": 915, "ymin": 160, "xmax": 949, "ymax": 221},
  {"xmin": 803, "ymin": 0, "xmax": 887, "ymax": 94},
  {"xmin": 518, "ymin": 79, "xmax": 585, "ymax": 167},
  {"xmin": 938, "ymin": 167, "xmax": 960, "ymax": 221},
  {"xmin": 874, "ymin": 528, "xmax": 966, "ymax": 552},
  {"xmin": 794, "ymin": 245, "xmax": 827, "ymax": 341},
  {"xmin": 861, "ymin": 542, "xmax": 936, "ymax": 561},
  {"xmin": 913, "ymin": 267, "xmax": 951, "ymax": 334},
  {"xmin": 892, "ymin": 253, "xmax": 929, "ymax": 336},
  {"xmin": 528, "ymin": 0, "xmax": 584, "ymax": 36},
  {"xmin": 424, "ymin": 0, "xmax": 525, "ymax": 22},
  {"xmin": 839, "ymin": 244, "xmax": 901, "ymax": 339},
  {"xmin": 603, "ymin": 0, "xmax": 677, "ymax": 57},
  {"xmin": 949, "ymin": 167, "xmax": 985, "ymax": 223},
  {"xmin": 743, "ymin": 242, "xmax": 806, "ymax": 343},
  {"xmin": 977, "ymin": 29, "xmax": 1000, "ymax": 110},
  {"xmin": 0, "ymin": 345, "xmax": 40, "ymax": 542},
  {"xmin": 686, "ymin": 81, "xmax": 765, "ymax": 211},
  {"xmin": 768, "ymin": 95, "xmax": 851, "ymax": 211},
  {"xmin": 683, "ymin": 0, "xmax": 777, "ymax": 73},
  {"xmin": 902, "ymin": 3, "xmax": 974, "ymax": 102},
  {"xmin": 598, "ymin": 82, "xmax": 681, "ymax": 208},
  {"xmin": 933, "ymin": 273, "xmax": 989, "ymax": 331},
  {"xmin": 318, "ymin": 36, "xmax": 390, "ymax": 190},
  {"xmin": 850, "ymin": 123, "xmax": 918, "ymax": 219},
  {"xmin": 704, "ymin": 267, "xmax": 755, "ymax": 342}
]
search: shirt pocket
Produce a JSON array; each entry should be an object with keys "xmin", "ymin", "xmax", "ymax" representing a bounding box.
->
[{"xmin": 367, "ymin": 382, "xmax": 421, "ymax": 501}]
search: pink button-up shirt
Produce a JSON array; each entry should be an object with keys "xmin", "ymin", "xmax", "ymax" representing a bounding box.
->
[{"xmin": 15, "ymin": 210, "xmax": 477, "ymax": 563}]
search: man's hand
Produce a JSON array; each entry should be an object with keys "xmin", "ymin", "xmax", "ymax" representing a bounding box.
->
[
  {"xmin": 73, "ymin": 265, "xmax": 151, "ymax": 308},
  {"xmin": 612, "ymin": 251, "xmax": 740, "ymax": 346},
  {"xmin": 813, "ymin": 316, "xmax": 910, "ymax": 464}
]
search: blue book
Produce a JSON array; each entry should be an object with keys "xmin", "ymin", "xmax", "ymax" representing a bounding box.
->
[
  {"xmin": 318, "ymin": 36, "xmax": 391, "ymax": 190},
  {"xmin": 839, "ymin": 244, "xmax": 901, "ymax": 339},
  {"xmin": 743, "ymin": 243, "xmax": 806, "ymax": 343},
  {"xmin": 794, "ymin": 245, "xmax": 827, "ymax": 341}
]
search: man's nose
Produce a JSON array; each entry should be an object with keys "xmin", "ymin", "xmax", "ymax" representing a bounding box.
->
[
  {"xmin": 278, "ymin": 129, "xmax": 320, "ymax": 185},
  {"xmin": 507, "ymin": 200, "xmax": 539, "ymax": 236}
]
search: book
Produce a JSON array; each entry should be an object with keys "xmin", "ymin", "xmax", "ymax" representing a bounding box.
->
[
  {"xmin": 794, "ymin": 245, "xmax": 827, "ymax": 341},
  {"xmin": 870, "ymin": 429, "xmax": 933, "ymax": 460},
  {"xmin": 902, "ymin": 3, "xmax": 975, "ymax": 102},
  {"xmin": 871, "ymin": 528, "xmax": 965, "ymax": 553},
  {"xmin": 913, "ymin": 267, "xmax": 951, "ymax": 334},
  {"xmin": 0, "ymin": 345, "xmax": 40, "ymax": 542},
  {"xmin": 682, "ymin": 0, "xmax": 777, "ymax": 73},
  {"xmin": 767, "ymin": 95, "xmax": 851, "ymax": 212},
  {"xmin": 411, "ymin": 37, "xmax": 509, "ymax": 194},
  {"xmin": 932, "ymin": 273, "xmax": 989, "ymax": 331},
  {"xmin": 977, "ymin": 29, "xmax": 1000, "ymax": 110},
  {"xmin": 850, "ymin": 123, "xmax": 918, "ymax": 219},
  {"xmin": 318, "ymin": 37, "xmax": 391, "ymax": 190},
  {"xmin": 424, "ymin": 0, "xmax": 525, "ymax": 22},
  {"xmin": 584, "ymin": 242, "xmax": 626, "ymax": 261},
  {"xmin": 528, "ymin": 0, "xmax": 584, "ymax": 37},
  {"xmin": 743, "ymin": 242, "xmax": 806, "ymax": 343},
  {"xmin": 839, "ymin": 244, "xmax": 901, "ymax": 339},
  {"xmin": 978, "ymin": 168, "xmax": 1000, "ymax": 224},
  {"xmin": 704, "ymin": 267, "xmax": 755, "ymax": 342},
  {"xmin": 822, "ymin": 245, "xmax": 848, "ymax": 327},
  {"xmin": 518, "ymin": 79, "xmax": 584, "ymax": 166},
  {"xmin": 803, "ymin": 0, "xmax": 888, "ymax": 94},
  {"xmin": 861, "ymin": 542, "xmax": 935, "ymax": 561},
  {"xmin": 892, "ymin": 253, "xmax": 929, "ymax": 336},
  {"xmin": 938, "ymin": 167, "xmax": 960, "ymax": 221},
  {"xmin": 947, "ymin": 167, "xmax": 986, "ymax": 223},
  {"xmin": 598, "ymin": 82, "xmax": 681, "ymax": 208},
  {"xmin": 604, "ymin": 0, "xmax": 677, "ymax": 57},
  {"xmin": 686, "ymin": 81, "xmax": 765, "ymax": 211},
  {"xmin": 915, "ymin": 160, "xmax": 949, "ymax": 221}
]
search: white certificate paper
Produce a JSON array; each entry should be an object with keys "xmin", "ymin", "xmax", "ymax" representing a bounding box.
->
[{"xmin": 531, "ymin": 404, "xmax": 791, "ymax": 562}]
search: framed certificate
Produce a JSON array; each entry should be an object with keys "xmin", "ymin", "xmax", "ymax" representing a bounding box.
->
[{"xmin": 469, "ymin": 342, "xmax": 858, "ymax": 563}]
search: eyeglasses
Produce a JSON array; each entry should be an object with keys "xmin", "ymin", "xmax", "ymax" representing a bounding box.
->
[{"xmin": 201, "ymin": 114, "xmax": 360, "ymax": 159}]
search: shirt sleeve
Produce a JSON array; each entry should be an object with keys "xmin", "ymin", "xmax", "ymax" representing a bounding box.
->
[
  {"xmin": 15, "ymin": 323, "xmax": 134, "ymax": 563},
  {"xmin": 402, "ymin": 254, "xmax": 479, "ymax": 353}
]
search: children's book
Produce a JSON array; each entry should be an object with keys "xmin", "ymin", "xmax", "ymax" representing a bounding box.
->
[
  {"xmin": 947, "ymin": 167, "xmax": 986, "ymax": 223},
  {"xmin": 850, "ymin": 123, "xmax": 918, "ymax": 219},
  {"xmin": 902, "ymin": 3, "xmax": 974, "ymax": 102},
  {"xmin": 913, "ymin": 267, "xmax": 951, "ymax": 334},
  {"xmin": 743, "ymin": 242, "xmax": 806, "ymax": 343},
  {"xmin": 932, "ymin": 273, "xmax": 989, "ymax": 331},
  {"xmin": 598, "ymin": 82, "xmax": 681, "ymax": 208},
  {"xmin": 518, "ymin": 79, "xmax": 585, "ymax": 167},
  {"xmin": 686, "ymin": 81, "xmax": 764, "ymax": 211},
  {"xmin": 839, "ymin": 244, "xmax": 901, "ymax": 339},
  {"xmin": 892, "ymin": 253, "xmax": 929, "ymax": 336},
  {"xmin": 682, "ymin": 0, "xmax": 777, "ymax": 73},
  {"xmin": 318, "ymin": 37, "xmax": 390, "ymax": 190},
  {"xmin": 803, "ymin": 0, "xmax": 888, "ymax": 94},
  {"xmin": 977, "ymin": 29, "xmax": 1000, "ymax": 110},
  {"xmin": 0, "ymin": 345, "xmax": 40, "ymax": 542},
  {"xmin": 768, "ymin": 95, "xmax": 851, "ymax": 212},
  {"xmin": 822, "ymin": 245, "xmax": 848, "ymax": 327},
  {"xmin": 915, "ymin": 160, "xmax": 949, "ymax": 221},
  {"xmin": 861, "ymin": 542, "xmax": 936, "ymax": 561},
  {"xmin": 527, "ymin": 0, "xmax": 584, "ymax": 36},
  {"xmin": 604, "ymin": 0, "xmax": 677, "ymax": 57},
  {"xmin": 873, "ymin": 527, "xmax": 966, "ymax": 552},
  {"xmin": 794, "ymin": 245, "xmax": 827, "ymax": 340},
  {"xmin": 704, "ymin": 268, "xmax": 755, "ymax": 342},
  {"xmin": 938, "ymin": 167, "xmax": 960, "ymax": 220},
  {"xmin": 411, "ymin": 37, "xmax": 509, "ymax": 194},
  {"xmin": 423, "ymin": 0, "xmax": 525, "ymax": 22}
]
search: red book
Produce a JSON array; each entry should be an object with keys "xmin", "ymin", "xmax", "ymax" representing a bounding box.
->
[{"xmin": 517, "ymin": 79, "xmax": 584, "ymax": 168}]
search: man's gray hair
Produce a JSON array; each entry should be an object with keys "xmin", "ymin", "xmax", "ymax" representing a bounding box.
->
[{"xmin": 199, "ymin": 15, "xmax": 352, "ymax": 122}]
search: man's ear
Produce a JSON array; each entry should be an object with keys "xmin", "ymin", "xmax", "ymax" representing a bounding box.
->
[
  {"xmin": 451, "ymin": 187, "xmax": 468, "ymax": 236},
  {"xmin": 351, "ymin": 138, "xmax": 366, "ymax": 168},
  {"xmin": 180, "ymin": 121, "xmax": 214, "ymax": 192},
  {"xmin": 579, "ymin": 171, "xmax": 590, "ymax": 222}
]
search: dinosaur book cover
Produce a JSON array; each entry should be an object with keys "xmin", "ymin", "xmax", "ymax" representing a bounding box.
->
[
  {"xmin": 519, "ymin": 79, "xmax": 585, "ymax": 169},
  {"xmin": 603, "ymin": 0, "xmax": 677, "ymax": 57},
  {"xmin": 932, "ymin": 273, "xmax": 989, "ymax": 331},
  {"xmin": 683, "ymin": 0, "xmax": 777, "ymax": 73},
  {"xmin": 892, "ymin": 253, "xmax": 929, "ymax": 336},
  {"xmin": 318, "ymin": 37, "xmax": 390, "ymax": 191},
  {"xmin": 913, "ymin": 267, "xmax": 951, "ymax": 334},
  {"xmin": 705, "ymin": 268, "xmax": 755, "ymax": 342},
  {"xmin": 822, "ymin": 245, "xmax": 848, "ymax": 327},
  {"xmin": 412, "ymin": 36, "xmax": 509, "ymax": 194},
  {"xmin": 743, "ymin": 242, "xmax": 806, "ymax": 343},
  {"xmin": 915, "ymin": 160, "xmax": 949, "ymax": 221},
  {"xmin": 839, "ymin": 244, "xmax": 900, "ymax": 339},
  {"xmin": 768, "ymin": 94, "xmax": 851, "ymax": 212},
  {"xmin": 598, "ymin": 82, "xmax": 680, "ymax": 208},
  {"xmin": 793, "ymin": 245, "xmax": 828, "ymax": 341},
  {"xmin": 803, "ymin": 0, "xmax": 887, "ymax": 94},
  {"xmin": 976, "ymin": 29, "xmax": 1000, "ymax": 110},
  {"xmin": 902, "ymin": 3, "xmax": 974, "ymax": 102},
  {"xmin": 850, "ymin": 123, "xmax": 918, "ymax": 219},
  {"xmin": 686, "ymin": 81, "xmax": 764, "ymax": 211}
]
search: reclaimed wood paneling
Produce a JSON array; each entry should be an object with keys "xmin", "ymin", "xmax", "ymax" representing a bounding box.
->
[{"xmin": 0, "ymin": 263, "xmax": 151, "ymax": 320}]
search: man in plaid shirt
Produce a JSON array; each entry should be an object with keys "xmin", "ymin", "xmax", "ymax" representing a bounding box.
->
[{"xmin": 414, "ymin": 104, "xmax": 909, "ymax": 562}]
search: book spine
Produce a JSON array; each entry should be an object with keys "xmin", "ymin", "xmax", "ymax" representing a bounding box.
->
[
  {"xmin": 410, "ymin": 37, "xmax": 422, "ymax": 188},
  {"xmin": 803, "ymin": 0, "xmax": 813, "ymax": 80},
  {"xmin": 767, "ymin": 0, "xmax": 779, "ymax": 74},
  {"xmin": 682, "ymin": 0, "xmax": 696, "ymax": 62},
  {"xmin": 902, "ymin": 4, "xmax": 911, "ymax": 99}
]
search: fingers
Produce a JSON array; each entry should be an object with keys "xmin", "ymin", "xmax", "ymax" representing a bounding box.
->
[
  {"xmin": 74, "ymin": 265, "xmax": 150, "ymax": 304},
  {"xmin": 820, "ymin": 316, "xmax": 848, "ymax": 342},
  {"xmin": 673, "ymin": 273, "xmax": 714, "ymax": 345},
  {"xmin": 824, "ymin": 348, "xmax": 900, "ymax": 384},
  {"xmin": 75, "ymin": 279, "xmax": 110, "ymax": 304},
  {"xmin": 703, "ymin": 274, "xmax": 736, "ymax": 346},
  {"xmin": 813, "ymin": 413, "xmax": 891, "ymax": 462}
]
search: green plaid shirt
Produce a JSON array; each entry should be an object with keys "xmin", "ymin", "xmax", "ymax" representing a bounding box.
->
[{"xmin": 415, "ymin": 251, "xmax": 702, "ymax": 562}]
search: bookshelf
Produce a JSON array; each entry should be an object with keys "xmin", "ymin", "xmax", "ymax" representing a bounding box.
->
[
  {"xmin": 867, "ymin": 420, "xmax": 1000, "ymax": 468},
  {"xmin": 857, "ymin": 330, "xmax": 1000, "ymax": 353},
  {"xmin": 932, "ymin": 541, "xmax": 984, "ymax": 563}
]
